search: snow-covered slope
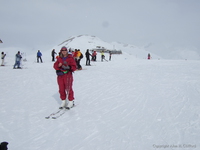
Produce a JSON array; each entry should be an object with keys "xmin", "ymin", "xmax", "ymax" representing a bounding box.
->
[
  {"xmin": 111, "ymin": 41, "xmax": 161, "ymax": 59},
  {"xmin": 57, "ymin": 35, "xmax": 114, "ymax": 51},
  {"xmin": 0, "ymin": 44, "xmax": 200, "ymax": 150},
  {"xmin": 1, "ymin": 34, "xmax": 199, "ymax": 60},
  {"xmin": 52, "ymin": 35, "xmax": 161, "ymax": 60},
  {"xmin": 167, "ymin": 47, "xmax": 200, "ymax": 60},
  {"xmin": 52, "ymin": 34, "xmax": 200, "ymax": 60}
]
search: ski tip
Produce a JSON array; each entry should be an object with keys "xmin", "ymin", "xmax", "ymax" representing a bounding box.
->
[
  {"xmin": 52, "ymin": 117, "xmax": 56, "ymax": 119},
  {"xmin": 45, "ymin": 117, "xmax": 50, "ymax": 119}
]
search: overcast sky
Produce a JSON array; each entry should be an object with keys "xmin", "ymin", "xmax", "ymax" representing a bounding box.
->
[{"xmin": 1, "ymin": 0, "xmax": 200, "ymax": 53}]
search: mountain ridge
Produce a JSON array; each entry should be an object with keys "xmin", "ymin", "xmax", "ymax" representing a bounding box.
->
[{"xmin": 53, "ymin": 34, "xmax": 161, "ymax": 59}]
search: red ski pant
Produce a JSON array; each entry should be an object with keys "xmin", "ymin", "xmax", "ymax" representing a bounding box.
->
[{"xmin": 57, "ymin": 73, "xmax": 74, "ymax": 101}]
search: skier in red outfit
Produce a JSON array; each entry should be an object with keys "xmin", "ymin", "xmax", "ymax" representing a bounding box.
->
[
  {"xmin": 53, "ymin": 46, "xmax": 77, "ymax": 109},
  {"xmin": 148, "ymin": 53, "xmax": 151, "ymax": 60}
]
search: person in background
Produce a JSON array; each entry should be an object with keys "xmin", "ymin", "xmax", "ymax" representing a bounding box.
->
[
  {"xmin": 71, "ymin": 50, "xmax": 75, "ymax": 57},
  {"xmin": 77, "ymin": 49, "xmax": 83, "ymax": 70},
  {"xmin": 92, "ymin": 50, "xmax": 97, "ymax": 61},
  {"xmin": 73, "ymin": 49, "xmax": 78, "ymax": 68},
  {"xmin": 1, "ymin": 52, "xmax": 6, "ymax": 66},
  {"xmin": 53, "ymin": 46, "xmax": 77, "ymax": 109},
  {"xmin": 101, "ymin": 50, "xmax": 107, "ymax": 62},
  {"xmin": 13, "ymin": 51, "xmax": 22, "ymax": 69},
  {"xmin": 148, "ymin": 53, "xmax": 151, "ymax": 60},
  {"xmin": 85, "ymin": 49, "xmax": 91, "ymax": 66},
  {"xmin": 37, "ymin": 50, "xmax": 43, "ymax": 63},
  {"xmin": 51, "ymin": 49, "xmax": 57, "ymax": 61},
  {"xmin": 101, "ymin": 51, "xmax": 105, "ymax": 62},
  {"xmin": 68, "ymin": 48, "xmax": 73, "ymax": 56},
  {"xmin": 109, "ymin": 51, "xmax": 112, "ymax": 61}
]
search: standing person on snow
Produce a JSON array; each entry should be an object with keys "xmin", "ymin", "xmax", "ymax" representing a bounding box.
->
[
  {"xmin": 77, "ymin": 49, "xmax": 83, "ymax": 70},
  {"xmin": 101, "ymin": 51, "xmax": 107, "ymax": 61},
  {"xmin": 1, "ymin": 52, "xmax": 6, "ymax": 66},
  {"xmin": 13, "ymin": 51, "xmax": 22, "ymax": 69},
  {"xmin": 148, "ymin": 53, "xmax": 151, "ymax": 60},
  {"xmin": 74, "ymin": 49, "xmax": 79, "ymax": 68},
  {"xmin": 85, "ymin": 49, "xmax": 91, "ymax": 66},
  {"xmin": 109, "ymin": 51, "xmax": 112, "ymax": 61},
  {"xmin": 51, "ymin": 49, "xmax": 57, "ymax": 62},
  {"xmin": 37, "ymin": 50, "xmax": 43, "ymax": 63},
  {"xmin": 92, "ymin": 50, "xmax": 97, "ymax": 61},
  {"xmin": 53, "ymin": 46, "xmax": 77, "ymax": 109}
]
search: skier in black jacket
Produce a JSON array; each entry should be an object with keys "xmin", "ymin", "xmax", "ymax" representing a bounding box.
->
[
  {"xmin": 51, "ymin": 49, "xmax": 57, "ymax": 61},
  {"xmin": 85, "ymin": 49, "xmax": 92, "ymax": 66}
]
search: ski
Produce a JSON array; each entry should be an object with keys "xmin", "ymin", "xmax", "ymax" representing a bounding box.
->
[
  {"xmin": 45, "ymin": 109, "xmax": 63, "ymax": 119},
  {"xmin": 45, "ymin": 104, "xmax": 76, "ymax": 119},
  {"xmin": 51, "ymin": 108, "xmax": 69, "ymax": 119}
]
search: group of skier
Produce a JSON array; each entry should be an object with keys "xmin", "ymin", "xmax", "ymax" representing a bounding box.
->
[
  {"xmin": 1, "ymin": 47, "xmax": 110, "ymax": 110},
  {"xmin": 1, "ymin": 50, "xmax": 44, "ymax": 69},
  {"xmin": 85, "ymin": 49, "xmax": 98, "ymax": 66},
  {"xmin": 1, "ymin": 51, "xmax": 23, "ymax": 69},
  {"xmin": 85, "ymin": 49, "xmax": 112, "ymax": 65},
  {"xmin": 1, "ymin": 47, "xmax": 111, "ymax": 69}
]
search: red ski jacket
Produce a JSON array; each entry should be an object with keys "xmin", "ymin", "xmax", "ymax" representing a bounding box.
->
[{"xmin": 53, "ymin": 55, "xmax": 76, "ymax": 73}]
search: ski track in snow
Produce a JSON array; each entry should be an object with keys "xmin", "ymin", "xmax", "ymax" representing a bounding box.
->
[{"xmin": 0, "ymin": 52, "xmax": 200, "ymax": 150}]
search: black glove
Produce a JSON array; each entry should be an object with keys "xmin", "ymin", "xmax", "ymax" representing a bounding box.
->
[
  {"xmin": 56, "ymin": 70, "xmax": 64, "ymax": 76},
  {"xmin": 62, "ymin": 65, "xmax": 71, "ymax": 70}
]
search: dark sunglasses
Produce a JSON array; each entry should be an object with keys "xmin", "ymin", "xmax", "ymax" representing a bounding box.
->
[{"xmin": 61, "ymin": 49, "xmax": 67, "ymax": 51}]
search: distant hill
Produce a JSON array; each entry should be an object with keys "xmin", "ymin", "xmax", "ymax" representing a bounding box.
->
[
  {"xmin": 53, "ymin": 34, "xmax": 161, "ymax": 60},
  {"xmin": 52, "ymin": 34, "xmax": 200, "ymax": 60}
]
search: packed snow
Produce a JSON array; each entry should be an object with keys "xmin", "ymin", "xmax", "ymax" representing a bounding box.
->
[{"xmin": 0, "ymin": 35, "xmax": 200, "ymax": 150}]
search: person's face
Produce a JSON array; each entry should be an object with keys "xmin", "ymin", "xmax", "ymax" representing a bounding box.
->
[{"xmin": 61, "ymin": 48, "xmax": 67, "ymax": 55}]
